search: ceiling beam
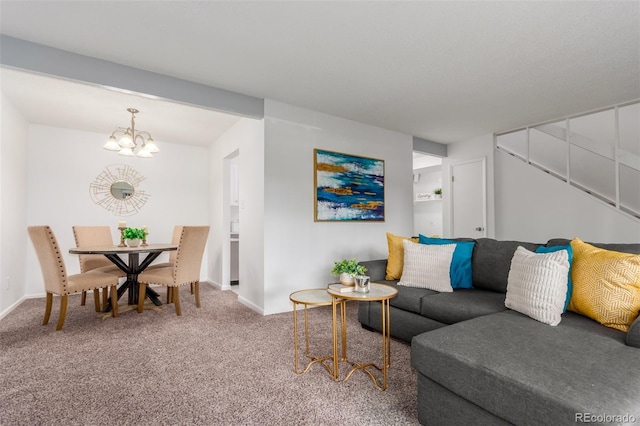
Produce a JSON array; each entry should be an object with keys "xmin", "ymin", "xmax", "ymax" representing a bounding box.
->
[
  {"xmin": 0, "ymin": 35, "xmax": 264, "ymax": 119},
  {"xmin": 413, "ymin": 136, "xmax": 447, "ymax": 157}
]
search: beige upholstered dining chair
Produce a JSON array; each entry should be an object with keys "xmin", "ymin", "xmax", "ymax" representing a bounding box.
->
[
  {"xmin": 137, "ymin": 226, "xmax": 210, "ymax": 316},
  {"xmin": 28, "ymin": 226, "xmax": 119, "ymax": 330},
  {"xmin": 144, "ymin": 225, "xmax": 189, "ymax": 301},
  {"xmin": 72, "ymin": 226, "xmax": 125, "ymax": 309},
  {"xmin": 145, "ymin": 225, "xmax": 183, "ymax": 271}
]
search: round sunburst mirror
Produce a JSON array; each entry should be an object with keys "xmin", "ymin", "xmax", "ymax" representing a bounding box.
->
[{"xmin": 89, "ymin": 164, "xmax": 150, "ymax": 216}]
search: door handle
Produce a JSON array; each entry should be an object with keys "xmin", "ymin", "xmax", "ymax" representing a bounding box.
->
[{"xmin": 475, "ymin": 227, "xmax": 485, "ymax": 232}]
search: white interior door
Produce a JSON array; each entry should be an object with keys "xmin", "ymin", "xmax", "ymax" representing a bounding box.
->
[{"xmin": 450, "ymin": 158, "xmax": 487, "ymax": 238}]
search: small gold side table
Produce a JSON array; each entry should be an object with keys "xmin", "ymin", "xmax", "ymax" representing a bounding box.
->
[
  {"xmin": 327, "ymin": 282, "xmax": 398, "ymax": 391},
  {"xmin": 290, "ymin": 289, "xmax": 346, "ymax": 376}
]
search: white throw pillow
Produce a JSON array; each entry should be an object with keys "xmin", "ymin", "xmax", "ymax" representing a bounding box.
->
[
  {"xmin": 398, "ymin": 240, "xmax": 455, "ymax": 292},
  {"xmin": 505, "ymin": 246, "xmax": 570, "ymax": 326}
]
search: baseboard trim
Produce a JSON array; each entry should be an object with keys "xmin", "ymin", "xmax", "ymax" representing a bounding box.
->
[
  {"xmin": 206, "ymin": 280, "xmax": 233, "ymax": 291},
  {"xmin": 204, "ymin": 280, "xmax": 262, "ymax": 314},
  {"xmin": 237, "ymin": 296, "xmax": 264, "ymax": 315}
]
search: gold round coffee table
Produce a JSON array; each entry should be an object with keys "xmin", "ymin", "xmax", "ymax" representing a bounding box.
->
[{"xmin": 326, "ymin": 282, "xmax": 398, "ymax": 390}]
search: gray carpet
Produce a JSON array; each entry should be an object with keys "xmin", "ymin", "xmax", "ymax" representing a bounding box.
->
[{"xmin": 0, "ymin": 284, "xmax": 419, "ymax": 425}]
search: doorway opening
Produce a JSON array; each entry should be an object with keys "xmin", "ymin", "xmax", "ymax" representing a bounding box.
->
[
  {"xmin": 413, "ymin": 152, "xmax": 443, "ymax": 237},
  {"xmin": 224, "ymin": 150, "xmax": 240, "ymax": 294}
]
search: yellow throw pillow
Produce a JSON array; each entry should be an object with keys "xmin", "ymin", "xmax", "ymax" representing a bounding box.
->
[
  {"xmin": 386, "ymin": 232, "xmax": 419, "ymax": 280},
  {"xmin": 568, "ymin": 238, "xmax": 640, "ymax": 332}
]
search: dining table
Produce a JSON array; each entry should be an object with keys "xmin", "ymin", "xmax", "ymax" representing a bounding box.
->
[{"xmin": 69, "ymin": 243, "xmax": 177, "ymax": 311}]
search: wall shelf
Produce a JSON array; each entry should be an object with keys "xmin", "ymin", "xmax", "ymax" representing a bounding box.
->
[{"xmin": 414, "ymin": 198, "xmax": 442, "ymax": 203}]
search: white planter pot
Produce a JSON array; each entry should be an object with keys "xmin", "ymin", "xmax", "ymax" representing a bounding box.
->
[
  {"xmin": 127, "ymin": 238, "xmax": 141, "ymax": 247},
  {"xmin": 339, "ymin": 272, "xmax": 355, "ymax": 286}
]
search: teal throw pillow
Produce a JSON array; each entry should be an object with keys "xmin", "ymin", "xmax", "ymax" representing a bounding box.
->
[
  {"xmin": 535, "ymin": 244, "xmax": 573, "ymax": 312},
  {"xmin": 418, "ymin": 235, "xmax": 474, "ymax": 289}
]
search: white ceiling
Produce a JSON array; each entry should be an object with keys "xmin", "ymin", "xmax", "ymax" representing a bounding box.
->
[{"xmin": 1, "ymin": 1, "xmax": 638, "ymax": 145}]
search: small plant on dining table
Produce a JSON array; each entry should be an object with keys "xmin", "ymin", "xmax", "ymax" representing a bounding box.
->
[{"xmin": 122, "ymin": 227, "xmax": 148, "ymax": 240}]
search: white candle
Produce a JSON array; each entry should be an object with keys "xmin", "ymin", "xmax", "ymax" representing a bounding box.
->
[{"xmin": 118, "ymin": 221, "xmax": 126, "ymax": 228}]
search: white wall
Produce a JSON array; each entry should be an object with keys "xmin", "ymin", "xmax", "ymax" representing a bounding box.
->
[
  {"xmin": 0, "ymin": 94, "xmax": 29, "ymax": 315},
  {"xmin": 24, "ymin": 124, "xmax": 210, "ymax": 296},
  {"xmin": 495, "ymin": 149, "xmax": 640, "ymax": 243},
  {"xmin": 262, "ymin": 101, "xmax": 414, "ymax": 315},
  {"xmin": 208, "ymin": 117, "xmax": 265, "ymax": 312}
]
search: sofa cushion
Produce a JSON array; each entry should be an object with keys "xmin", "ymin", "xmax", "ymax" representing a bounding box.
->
[
  {"xmin": 361, "ymin": 300, "xmax": 447, "ymax": 343},
  {"xmin": 628, "ymin": 315, "xmax": 640, "ymax": 348},
  {"xmin": 419, "ymin": 289, "xmax": 506, "ymax": 324},
  {"xmin": 360, "ymin": 259, "xmax": 387, "ymax": 282},
  {"xmin": 398, "ymin": 240, "xmax": 455, "ymax": 292},
  {"xmin": 546, "ymin": 238, "xmax": 640, "ymax": 255},
  {"xmin": 419, "ymin": 235, "xmax": 475, "ymax": 289},
  {"xmin": 411, "ymin": 310, "xmax": 640, "ymax": 425},
  {"xmin": 374, "ymin": 280, "xmax": 439, "ymax": 314},
  {"xmin": 505, "ymin": 246, "xmax": 569, "ymax": 326},
  {"xmin": 385, "ymin": 232, "xmax": 418, "ymax": 280},
  {"xmin": 472, "ymin": 239, "xmax": 541, "ymax": 293},
  {"xmin": 568, "ymin": 238, "xmax": 640, "ymax": 332}
]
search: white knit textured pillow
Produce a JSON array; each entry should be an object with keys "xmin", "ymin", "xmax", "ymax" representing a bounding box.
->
[
  {"xmin": 505, "ymin": 246, "xmax": 570, "ymax": 326},
  {"xmin": 398, "ymin": 240, "xmax": 455, "ymax": 292}
]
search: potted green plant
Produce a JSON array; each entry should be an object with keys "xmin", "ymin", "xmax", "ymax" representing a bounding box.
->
[
  {"xmin": 122, "ymin": 227, "xmax": 148, "ymax": 247},
  {"xmin": 434, "ymin": 188, "xmax": 442, "ymax": 199},
  {"xmin": 331, "ymin": 258, "xmax": 367, "ymax": 286}
]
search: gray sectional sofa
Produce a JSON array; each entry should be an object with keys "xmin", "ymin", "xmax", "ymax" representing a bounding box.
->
[{"xmin": 357, "ymin": 238, "xmax": 640, "ymax": 425}]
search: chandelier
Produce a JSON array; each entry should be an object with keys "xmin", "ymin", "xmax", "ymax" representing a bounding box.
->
[{"xmin": 103, "ymin": 108, "xmax": 159, "ymax": 158}]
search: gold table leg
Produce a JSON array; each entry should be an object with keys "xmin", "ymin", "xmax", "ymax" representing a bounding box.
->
[
  {"xmin": 292, "ymin": 301, "xmax": 333, "ymax": 375},
  {"xmin": 340, "ymin": 298, "xmax": 392, "ymax": 391},
  {"xmin": 381, "ymin": 297, "xmax": 391, "ymax": 388},
  {"xmin": 331, "ymin": 297, "xmax": 346, "ymax": 380}
]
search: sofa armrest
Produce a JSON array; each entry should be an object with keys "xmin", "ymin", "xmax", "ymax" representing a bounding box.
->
[
  {"xmin": 627, "ymin": 315, "xmax": 640, "ymax": 348},
  {"xmin": 359, "ymin": 259, "xmax": 387, "ymax": 282}
]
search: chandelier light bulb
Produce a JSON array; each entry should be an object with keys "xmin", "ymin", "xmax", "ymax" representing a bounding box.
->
[
  {"xmin": 118, "ymin": 147, "xmax": 135, "ymax": 157},
  {"xmin": 103, "ymin": 136, "xmax": 121, "ymax": 151},
  {"xmin": 119, "ymin": 132, "xmax": 134, "ymax": 148},
  {"xmin": 136, "ymin": 146, "xmax": 153, "ymax": 158},
  {"xmin": 145, "ymin": 138, "xmax": 159, "ymax": 153}
]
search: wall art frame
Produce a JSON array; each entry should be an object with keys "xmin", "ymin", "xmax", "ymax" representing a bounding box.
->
[{"xmin": 314, "ymin": 148, "xmax": 385, "ymax": 222}]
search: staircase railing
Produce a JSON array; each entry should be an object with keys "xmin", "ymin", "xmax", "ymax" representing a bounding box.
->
[{"xmin": 495, "ymin": 100, "xmax": 640, "ymax": 221}]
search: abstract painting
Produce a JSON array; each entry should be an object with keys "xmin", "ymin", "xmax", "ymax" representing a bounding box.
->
[{"xmin": 314, "ymin": 149, "xmax": 385, "ymax": 221}]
